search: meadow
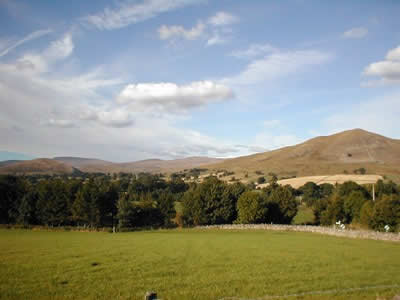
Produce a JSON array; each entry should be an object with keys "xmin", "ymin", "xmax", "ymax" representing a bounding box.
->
[{"xmin": 0, "ymin": 229, "xmax": 399, "ymax": 300}]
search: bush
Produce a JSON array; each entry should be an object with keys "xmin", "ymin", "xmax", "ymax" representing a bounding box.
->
[{"xmin": 257, "ymin": 177, "xmax": 266, "ymax": 184}]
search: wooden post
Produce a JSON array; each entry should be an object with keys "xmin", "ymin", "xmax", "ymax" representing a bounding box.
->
[
  {"xmin": 145, "ymin": 291, "xmax": 157, "ymax": 300},
  {"xmin": 373, "ymin": 183, "xmax": 375, "ymax": 202}
]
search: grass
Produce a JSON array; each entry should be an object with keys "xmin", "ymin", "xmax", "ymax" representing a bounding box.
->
[
  {"xmin": 0, "ymin": 229, "xmax": 399, "ymax": 300},
  {"xmin": 293, "ymin": 205, "xmax": 315, "ymax": 225}
]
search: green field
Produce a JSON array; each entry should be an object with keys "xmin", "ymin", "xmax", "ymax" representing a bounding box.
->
[{"xmin": 0, "ymin": 229, "xmax": 399, "ymax": 300}]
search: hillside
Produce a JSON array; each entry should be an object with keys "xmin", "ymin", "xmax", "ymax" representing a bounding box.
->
[
  {"xmin": 0, "ymin": 158, "xmax": 75, "ymax": 175},
  {"xmin": 53, "ymin": 157, "xmax": 114, "ymax": 168},
  {"xmin": 205, "ymin": 129, "xmax": 400, "ymax": 182},
  {"xmin": 0, "ymin": 156, "xmax": 224, "ymax": 175},
  {"xmin": 75, "ymin": 157, "xmax": 224, "ymax": 173}
]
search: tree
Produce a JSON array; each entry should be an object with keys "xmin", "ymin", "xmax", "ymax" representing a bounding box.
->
[
  {"xmin": 116, "ymin": 194, "xmax": 135, "ymax": 228},
  {"xmin": 343, "ymin": 190, "xmax": 368, "ymax": 223},
  {"xmin": 320, "ymin": 192, "xmax": 345, "ymax": 225},
  {"xmin": 17, "ymin": 186, "xmax": 39, "ymax": 225},
  {"xmin": 268, "ymin": 185, "xmax": 298, "ymax": 224},
  {"xmin": 299, "ymin": 182, "xmax": 321, "ymax": 207},
  {"xmin": 359, "ymin": 201, "xmax": 374, "ymax": 228},
  {"xmin": 36, "ymin": 179, "xmax": 70, "ymax": 226},
  {"xmin": 370, "ymin": 194, "xmax": 400, "ymax": 232},
  {"xmin": 236, "ymin": 191, "xmax": 268, "ymax": 224},
  {"xmin": 0, "ymin": 175, "xmax": 26, "ymax": 224},
  {"xmin": 182, "ymin": 177, "xmax": 240, "ymax": 226}
]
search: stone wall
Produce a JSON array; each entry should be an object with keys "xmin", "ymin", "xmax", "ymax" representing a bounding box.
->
[{"xmin": 196, "ymin": 224, "xmax": 400, "ymax": 242}]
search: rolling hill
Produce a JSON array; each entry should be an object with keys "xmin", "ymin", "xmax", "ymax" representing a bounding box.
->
[
  {"xmin": 0, "ymin": 158, "xmax": 75, "ymax": 175},
  {"xmin": 205, "ymin": 129, "xmax": 400, "ymax": 181},
  {"xmin": 0, "ymin": 156, "xmax": 224, "ymax": 175},
  {"xmin": 70, "ymin": 156, "xmax": 224, "ymax": 174}
]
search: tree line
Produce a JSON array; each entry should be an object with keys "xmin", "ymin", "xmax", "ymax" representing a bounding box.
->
[
  {"xmin": 0, "ymin": 174, "xmax": 399, "ymax": 231},
  {"xmin": 300, "ymin": 180, "xmax": 400, "ymax": 231}
]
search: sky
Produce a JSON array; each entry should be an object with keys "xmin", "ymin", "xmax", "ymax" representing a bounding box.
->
[{"xmin": 0, "ymin": 0, "xmax": 399, "ymax": 162}]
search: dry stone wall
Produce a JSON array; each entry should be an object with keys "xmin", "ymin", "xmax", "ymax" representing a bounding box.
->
[{"xmin": 196, "ymin": 224, "xmax": 400, "ymax": 242}]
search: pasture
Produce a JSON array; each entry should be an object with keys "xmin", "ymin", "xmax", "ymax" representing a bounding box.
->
[{"xmin": 0, "ymin": 229, "xmax": 399, "ymax": 299}]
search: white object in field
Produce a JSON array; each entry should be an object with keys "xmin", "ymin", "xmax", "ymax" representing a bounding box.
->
[
  {"xmin": 384, "ymin": 225, "xmax": 390, "ymax": 232},
  {"xmin": 336, "ymin": 221, "xmax": 341, "ymax": 225}
]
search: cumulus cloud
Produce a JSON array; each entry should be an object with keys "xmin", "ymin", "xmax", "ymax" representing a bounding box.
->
[
  {"xmin": 386, "ymin": 46, "xmax": 400, "ymax": 61},
  {"xmin": 158, "ymin": 22, "xmax": 205, "ymax": 40},
  {"xmin": 0, "ymin": 31, "xmax": 244, "ymax": 161},
  {"xmin": 0, "ymin": 29, "xmax": 52, "ymax": 58},
  {"xmin": 83, "ymin": 0, "xmax": 203, "ymax": 30},
  {"xmin": 223, "ymin": 50, "xmax": 332, "ymax": 85},
  {"xmin": 363, "ymin": 44, "xmax": 400, "ymax": 85},
  {"xmin": 230, "ymin": 43, "xmax": 278, "ymax": 59},
  {"xmin": 208, "ymin": 11, "xmax": 239, "ymax": 26},
  {"xmin": 117, "ymin": 81, "xmax": 234, "ymax": 112},
  {"xmin": 343, "ymin": 27, "xmax": 368, "ymax": 39}
]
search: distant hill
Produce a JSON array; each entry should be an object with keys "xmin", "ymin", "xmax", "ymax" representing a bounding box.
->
[
  {"xmin": 0, "ymin": 158, "xmax": 75, "ymax": 175},
  {"xmin": 0, "ymin": 160, "xmax": 22, "ymax": 168},
  {"xmin": 0, "ymin": 156, "xmax": 224, "ymax": 175},
  {"xmin": 205, "ymin": 129, "xmax": 400, "ymax": 181},
  {"xmin": 53, "ymin": 157, "xmax": 113, "ymax": 168},
  {"xmin": 73, "ymin": 156, "xmax": 224, "ymax": 174}
]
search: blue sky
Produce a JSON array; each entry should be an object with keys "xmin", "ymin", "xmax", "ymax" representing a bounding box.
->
[{"xmin": 0, "ymin": 0, "xmax": 399, "ymax": 162}]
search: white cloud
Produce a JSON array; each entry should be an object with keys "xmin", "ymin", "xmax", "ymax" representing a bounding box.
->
[
  {"xmin": 0, "ymin": 29, "xmax": 52, "ymax": 58},
  {"xmin": 206, "ymin": 33, "xmax": 227, "ymax": 46},
  {"xmin": 343, "ymin": 27, "xmax": 368, "ymax": 39},
  {"xmin": 158, "ymin": 22, "xmax": 205, "ymax": 40},
  {"xmin": 0, "ymin": 31, "xmax": 245, "ymax": 161},
  {"xmin": 223, "ymin": 50, "xmax": 332, "ymax": 85},
  {"xmin": 83, "ymin": 0, "xmax": 203, "ymax": 30},
  {"xmin": 16, "ymin": 33, "xmax": 74, "ymax": 74},
  {"xmin": 230, "ymin": 43, "xmax": 278, "ymax": 59},
  {"xmin": 386, "ymin": 46, "xmax": 400, "ymax": 61},
  {"xmin": 117, "ymin": 81, "xmax": 234, "ymax": 112},
  {"xmin": 158, "ymin": 11, "xmax": 237, "ymax": 46},
  {"xmin": 323, "ymin": 93, "xmax": 400, "ymax": 139},
  {"xmin": 364, "ymin": 61, "xmax": 400, "ymax": 80},
  {"xmin": 208, "ymin": 11, "xmax": 239, "ymax": 26},
  {"xmin": 363, "ymin": 45, "xmax": 400, "ymax": 85}
]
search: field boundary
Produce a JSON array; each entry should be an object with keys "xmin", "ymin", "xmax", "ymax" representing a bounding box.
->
[
  {"xmin": 218, "ymin": 283, "xmax": 400, "ymax": 300},
  {"xmin": 196, "ymin": 224, "xmax": 400, "ymax": 242}
]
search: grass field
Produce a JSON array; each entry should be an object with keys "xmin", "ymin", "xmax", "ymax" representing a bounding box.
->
[{"xmin": 0, "ymin": 229, "xmax": 399, "ymax": 300}]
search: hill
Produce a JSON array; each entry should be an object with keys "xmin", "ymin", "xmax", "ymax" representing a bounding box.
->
[
  {"xmin": 75, "ymin": 157, "xmax": 224, "ymax": 174},
  {"xmin": 205, "ymin": 129, "xmax": 400, "ymax": 182},
  {"xmin": 0, "ymin": 156, "xmax": 224, "ymax": 175},
  {"xmin": 0, "ymin": 158, "xmax": 75, "ymax": 175},
  {"xmin": 53, "ymin": 157, "xmax": 114, "ymax": 168}
]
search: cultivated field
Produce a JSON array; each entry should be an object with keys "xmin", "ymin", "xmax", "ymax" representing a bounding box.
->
[
  {"xmin": 1, "ymin": 229, "xmax": 399, "ymax": 299},
  {"xmin": 257, "ymin": 174, "xmax": 384, "ymax": 189}
]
